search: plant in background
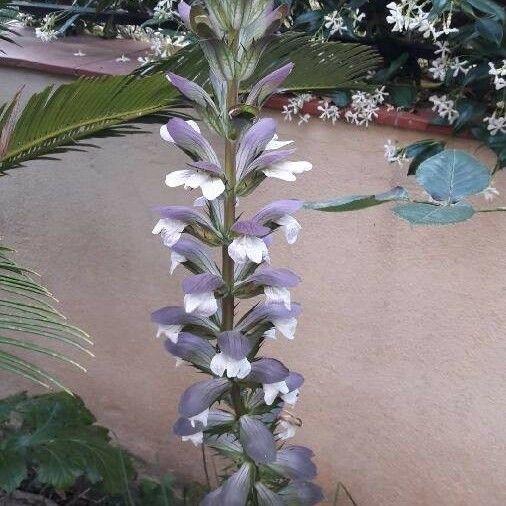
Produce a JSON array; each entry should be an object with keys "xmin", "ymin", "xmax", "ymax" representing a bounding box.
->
[{"xmin": 149, "ymin": 1, "xmax": 505, "ymax": 505}]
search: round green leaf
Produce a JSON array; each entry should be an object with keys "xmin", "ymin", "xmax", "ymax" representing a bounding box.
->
[
  {"xmin": 416, "ymin": 149, "xmax": 490, "ymax": 203},
  {"xmin": 393, "ymin": 203, "xmax": 475, "ymax": 225}
]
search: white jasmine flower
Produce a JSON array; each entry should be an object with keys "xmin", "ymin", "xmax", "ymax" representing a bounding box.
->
[
  {"xmin": 484, "ymin": 111, "xmax": 506, "ymax": 135},
  {"xmin": 297, "ymin": 113, "xmax": 311, "ymax": 126},
  {"xmin": 115, "ymin": 54, "xmax": 131, "ymax": 63},
  {"xmin": 324, "ymin": 10, "xmax": 347, "ymax": 35},
  {"xmin": 488, "ymin": 61, "xmax": 506, "ymax": 90}
]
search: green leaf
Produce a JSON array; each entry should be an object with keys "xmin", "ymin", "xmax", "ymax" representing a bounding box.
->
[
  {"xmin": 138, "ymin": 33, "xmax": 381, "ymax": 93},
  {"xmin": 0, "ymin": 74, "xmax": 182, "ymax": 172},
  {"xmin": 454, "ymin": 99, "xmax": 487, "ymax": 132},
  {"xmin": 475, "ymin": 17, "xmax": 503, "ymax": 45},
  {"xmin": 402, "ymin": 139, "xmax": 446, "ymax": 176},
  {"xmin": 387, "ymin": 84, "xmax": 417, "ymax": 108},
  {"xmin": 303, "ymin": 186, "xmax": 409, "ymax": 212},
  {"xmin": 138, "ymin": 475, "xmax": 176, "ymax": 506},
  {"xmin": 416, "ymin": 149, "xmax": 490, "ymax": 203},
  {"xmin": 0, "ymin": 245, "xmax": 92, "ymax": 390},
  {"xmin": 0, "ymin": 451, "xmax": 27, "ymax": 493},
  {"xmin": 392, "ymin": 203, "xmax": 475, "ymax": 225},
  {"xmin": 463, "ymin": 0, "xmax": 505, "ymax": 21}
]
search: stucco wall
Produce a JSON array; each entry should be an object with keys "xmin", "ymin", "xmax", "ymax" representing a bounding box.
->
[{"xmin": 1, "ymin": 67, "xmax": 505, "ymax": 505}]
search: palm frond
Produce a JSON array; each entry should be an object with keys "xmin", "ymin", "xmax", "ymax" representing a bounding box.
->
[
  {"xmin": 0, "ymin": 0, "xmax": 19, "ymax": 47},
  {"xmin": 0, "ymin": 245, "xmax": 93, "ymax": 392},
  {"xmin": 137, "ymin": 33, "xmax": 382, "ymax": 92},
  {"xmin": 0, "ymin": 73, "xmax": 183, "ymax": 172}
]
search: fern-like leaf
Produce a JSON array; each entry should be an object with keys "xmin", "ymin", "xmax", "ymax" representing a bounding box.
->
[
  {"xmin": 0, "ymin": 245, "xmax": 92, "ymax": 391},
  {"xmin": 138, "ymin": 33, "xmax": 382, "ymax": 92},
  {"xmin": 0, "ymin": 73, "xmax": 183, "ymax": 172}
]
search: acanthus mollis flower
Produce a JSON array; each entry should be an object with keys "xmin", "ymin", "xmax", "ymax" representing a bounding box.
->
[
  {"xmin": 246, "ymin": 62, "xmax": 295, "ymax": 108},
  {"xmin": 247, "ymin": 358, "xmax": 290, "ymax": 405},
  {"xmin": 267, "ymin": 446, "xmax": 317, "ymax": 481},
  {"xmin": 255, "ymin": 482, "xmax": 285, "ymax": 506},
  {"xmin": 278, "ymin": 481, "xmax": 324, "ymax": 506},
  {"xmin": 218, "ymin": 463, "xmax": 253, "ymax": 506},
  {"xmin": 239, "ymin": 415, "xmax": 277, "ymax": 464},
  {"xmin": 183, "ymin": 273, "xmax": 224, "ymax": 317},
  {"xmin": 243, "ymin": 267, "xmax": 301, "ymax": 309},
  {"xmin": 238, "ymin": 302, "xmax": 301, "ymax": 340},
  {"xmin": 168, "ymin": 236, "xmax": 219, "ymax": 276},
  {"xmin": 228, "ymin": 220, "xmax": 271, "ymax": 264},
  {"xmin": 151, "ymin": 305, "xmax": 219, "ymax": 343},
  {"xmin": 276, "ymin": 418, "xmax": 298, "ymax": 440},
  {"xmin": 173, "ymin": 417, "xmax": 204, "ymax": 446},
  {"xmin": 165, "ymin": 161, "xmax": 225, "ymax": 201},
  {"xmin": 283, "ymin": 371, "xmax": 304, "ymax": 406},
  {"xmin": 160, "ymin": 117, "xmax": 220, "ymax": 166},
  {"xmin": 210, "ymin": 330, "xmax": 253, "ymax": 379},
  {"xmin": 152, "ymin": 205, "xmax": 219, "ymax": 247},
  {"xmin": 164, "ymin": 332, "xmax": 215, "ymax": 369},
  {"xmin": 253, "ymin": 199, "xmax": 304, "ymax": 244},
  {"xmin": 179, "ymin": 378, "xmax": 230, "ymax": 427}
]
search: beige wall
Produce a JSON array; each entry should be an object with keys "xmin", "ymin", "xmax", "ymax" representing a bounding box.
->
[{"xmin": 1, "ymin": 68, "xmax": 505, "ymax": 505}]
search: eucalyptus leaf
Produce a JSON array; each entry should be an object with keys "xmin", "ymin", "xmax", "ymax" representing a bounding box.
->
[
  {"xmin": 304, "ymin": 186, "xmax": 409, "ymax": 212},
  {"xmin": 392, "ymin": 203, "xmax": 475, "ymax": 225},
  {"xmin": 416, "ymin": 149, "xmax": 490, "ymax": 203}
]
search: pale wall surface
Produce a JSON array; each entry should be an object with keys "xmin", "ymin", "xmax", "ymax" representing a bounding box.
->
[{"xmin": 1, "ymin": 67, "xmax": 505, "ymax": 506}]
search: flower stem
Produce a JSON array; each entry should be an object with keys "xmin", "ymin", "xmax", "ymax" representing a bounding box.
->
[{"xmin": 222, "ymin": 79, "xmax": 238, "ymax": 332}]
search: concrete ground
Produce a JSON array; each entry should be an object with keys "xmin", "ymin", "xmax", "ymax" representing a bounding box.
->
[{"xmin": 0, "ymin": 66, "xmax": 505, "ymax": 506}]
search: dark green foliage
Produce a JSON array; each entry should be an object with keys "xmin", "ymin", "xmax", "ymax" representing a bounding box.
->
[{"xmin": 0, "ymin": 392, "xmax": 133, "ymax": 495}]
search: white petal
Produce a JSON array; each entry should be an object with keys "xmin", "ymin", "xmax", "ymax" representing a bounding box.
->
[
  {"xmin": 263, "ymin": 328, "xmax": 277, "ymax": 340},
  {"xmin": 156, "ymin": 324, "xmax": 182, "ymax": 342},
  {"xmin": 182, "ymin": 431, "xmax": 203, "ymax": 446},
  {"xmin": 152, "ymin": 217, "xmax": 185, "ymax": 236},
  {"xmin": 273, "ymin": 317, "xmax": 297, "ymax": 340},
  {"xmin": 210, "ymin": 353, "xmax": 227, "ymax": 377},
  {"xmin": 263, "ymin": 166, "xmax": 297, "ymax": 181},
  {"xmin": 243, "ymin": 236, "xmax": 269, "ymax": 264},
  {"xmin": 165, "ymin": 169, "xmax": 194, "ymax": 188},
  {"xmin": 189, "ymin": 408, "xmax": 209, "ymax": 427},
  {"xmin": 275, "ymin": 215, "xmax": 301, "ymax": 245},
  {"xmin": 264, "ymin": 286, "xmax": 291, "ymax": 309},
  {"xmin": 201, "ymin": 177, "xmax": 225, "ymax": 200},
  {"xmin": 281, "ymin": 388, "xmax": 299, "ymax": 406},
  {"xmin": 160, "ymin": 124, "xmax": 174, "ymax": 143},
  {"xmin": 228, "ymin": 237, "xmax": 249, "ymax": 264},
  {"xmin": 170, "ymin": 251, "xmax": 187, "ymax": 274},
  {"xmin": 184, "ymin": 171, "xmax": 209, "ymax": 190},
  {"xmin": 160, "ymin": 120, "xmax": 200, "ymax": 144},
  {"xmin": 276, "ymin": 420, "xmax": 297, "ymax": 440},
  {"xmin": 263, "ymin": 381, "xmax": 289, "ymax": 405},
  {"xmin": 265, "ymin": 134, "xmax": 294, "ymax": 150},
  {"xmin": 175, "ymin": 357, "xmax": 184, "ymax": 367},
  {"xmin": 184, "ymin": 292, "xmax": 218, "ymax": 317}
]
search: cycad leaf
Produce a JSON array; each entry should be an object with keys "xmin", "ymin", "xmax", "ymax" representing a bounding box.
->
[
  {"xmin": 0, "ymin": 73, "xmax": 183, "ymax": 172},
  {"xmin": 0, "ymin": 245, "xmax": 92, "ymax": 391},
  {"xmin": 138, "ymin": 33, "xmax": 381, "ymax": 93}
]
